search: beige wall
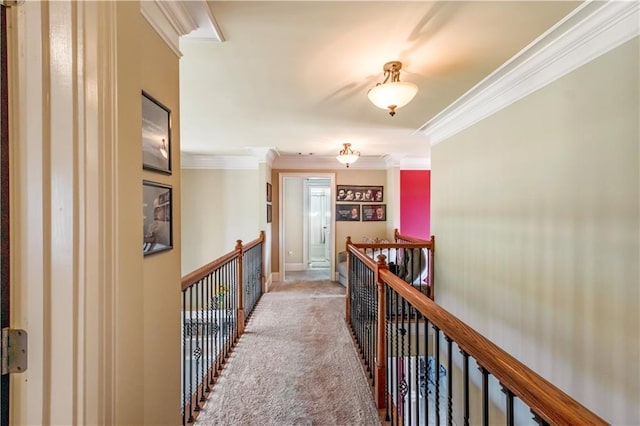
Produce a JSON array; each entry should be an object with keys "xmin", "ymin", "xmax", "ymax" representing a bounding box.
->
[
  {"xmin": 181, "ymin": 168, "xmax": 261, "ymax": 275},
  {"xmin": 260, "ymin": 162, "xmax": 273, "ymax": 283},
  {"xmin": 139, "ymin": 14, "xmax": 182, "ymax": 426},
  {"xmin": 335, "ymin": 169, "xmax": 390, "ymax": 248},
  {"xmin": 431, "ymin": 38, "xmax": 639, "ymax": 424},
  {"xmin": 386, "ymin": 166, "xmax": 401, "ymax": 236}
]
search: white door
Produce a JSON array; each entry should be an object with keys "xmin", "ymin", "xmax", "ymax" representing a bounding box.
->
[{"xmin": 307, "ymin": 184, "xmax": 330, "ymax": 269}]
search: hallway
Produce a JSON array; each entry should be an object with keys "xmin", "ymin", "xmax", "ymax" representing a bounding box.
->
[{"xmin": 193, "ymin": 274, "xmax": 381, "ymax": 425}]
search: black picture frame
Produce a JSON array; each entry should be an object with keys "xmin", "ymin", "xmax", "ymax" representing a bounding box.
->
[
  {"xmin": 266, "ymin": 182, "xmax": 272, "ymax": 203},
  {"xmin": 336, "ymin": 185, "xmax": 383, "ymax": 202},
  {"xmin": 143, "ymin": 180, "xmax": 173, "ymax": 255},
  {"xmin": 362, "ymin": 204, "xmax": 386, "ymax": 222},
  {"xmin": 142, "ymin": 91, "xmax": 171, "ymax": 174},
  {"xmin": 267, "ymin": 204, "xmax": 272, "ymax": 223},
  {"xmin": 336, "ymin": 204, "xmax": 360, "ymax": 222}
]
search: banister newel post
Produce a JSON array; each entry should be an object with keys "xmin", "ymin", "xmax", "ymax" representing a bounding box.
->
[
  {"xmin": 260, "ymin": 230, "xmax": 266, "ymax": 293},
  {"xmin": 375, "ymin": 254, "xmax": 388, "ymax": 409},
  {"xmin": 429, "ymin": 235, "xmax": 435, "ymax": 300},
  {"xmin": 345, "ymin": 236, "xmax": 352, "ymax": 323},
  {"xmin": 236, "ymin": 239, "xmax": 245, "ymax": 336}
]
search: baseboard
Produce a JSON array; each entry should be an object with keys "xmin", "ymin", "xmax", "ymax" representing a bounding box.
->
[
  {"xmin": 284, "ymin": 263, "xmax": 305, "ymax": 271},
  {"xmin": 265, "ymin": 273, "xmax": 273, "ymax": 291},
  {"xmin": 271, "ymin": 272, "xmax": 281, "ymax": 282}
]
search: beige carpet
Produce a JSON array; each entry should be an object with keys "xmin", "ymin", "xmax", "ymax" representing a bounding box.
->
[{"xmin": 194, "ymin": 277, "xmax": 382, "ymax": 426}]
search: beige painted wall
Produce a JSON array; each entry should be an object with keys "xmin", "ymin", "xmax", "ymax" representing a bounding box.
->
[
  {"xmin": 335, "ymin": 169, "xmax": 391, "ymax": 248},
  {"xmin": 386, "ymin": 166, "xmax": 401, "ymax": 236},
  {"xmin": 431, "ymin": 38, "xmax": 639, "ymax": 424},
  {"xmin": 181, "ymin": 168, "xmax": 261, "ymax": 275},
  {"xmin": 139, "ymin": 14, "xmax": 182, "ymax": 426},
  {"xmin": 260, "ymin": 162, "xmax": 273, "ymax": 283}
]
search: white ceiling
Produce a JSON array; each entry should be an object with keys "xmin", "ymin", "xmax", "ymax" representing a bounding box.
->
[{"xmin": 178, "ymin": 1, "xmax": 582, "ymax": 167}]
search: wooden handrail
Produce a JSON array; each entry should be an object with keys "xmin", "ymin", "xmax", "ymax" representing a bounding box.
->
[
  {"xmin": 243, "ymin": 230, "xmax": 265, "ymax": 251},
  {"xmin": 352, "ymin": 242, "xmax": 432, "ymax": 250},
  {"xmin": 181, "ymin": 231, "xmax": 265, "ymax": 292},
  {"xmin": 394, "ymin": 228, "xmax": 432, "ymax": 244},
  {"xmin": 379, "ymin": 269, "xmax": 607, "ymax": 425},
  {"xmin": 350, "ymin": 236, "xmax": 435, "ymax": 299},
  {"xmin": 348, "ymin": 244, "xmax": 382, "ymax": 266},
  {"xmin": 180, "ymin": 231, "xmax": 266, "ymax": 426},
  {"xmin": 181, "ymin": 250, "xmax": 240, "ymax": 291}
]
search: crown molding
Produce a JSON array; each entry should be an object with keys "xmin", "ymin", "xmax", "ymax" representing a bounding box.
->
[
  {"xmin": 400, "ymin": 157, "xmax": 431, "ymax": 170},
  {"xmin": 418, "ymin": 0, "xmax": 640, "ymax": 145},
  {"xmin": 384, "ymin": 155, "xmax": 430, "ymax": 170},
  {"xmin": 182, "ymin": 0, "xmax": 226, "ymax": 42},
  {"xmin": 181, "ymin": 153, "xmax": 261, "ymax": 170},
  {"xmin": 181, "ymin": 152, "xmax": 427, "ymax": 171},
  {"xmin": 272, "ymin": 155, "xmax": 387, "ymax": 170},
  {"xmin": 248, "ymin": 147, "xmax": 278, "ymax": 168},
  {"xmin": 157, "ymin": 1, "xmax": 197, "ymax": 35},
  {"xmin": 141, "ymin": 0, "xmax": 223, "ymax": 57}
]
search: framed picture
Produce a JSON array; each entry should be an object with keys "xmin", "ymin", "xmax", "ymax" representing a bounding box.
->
[
  {"xmin": 336, "ymin": 204, "xmax": 360, "ymax": 222},
  {"xmin": 363, "ymin": 204, "xmax": 386, "ymax": 222},
  {"xmin": 143, "ymin": 180, "xmax": 173, "ymax": 255},
  {"xmin": 142, "ymin": 91, "xmax": 171, "ymax": 174},
  {"xmin": 266, "ymin": 204, "xmax": 272, "ymax": 223},
  {"xmin": 336, "ymin": 185, "xmax": 383, "ymax": 202},
  {"xmin": 266, "ymin": 182, "xmax": 272, "ymax": 203}
]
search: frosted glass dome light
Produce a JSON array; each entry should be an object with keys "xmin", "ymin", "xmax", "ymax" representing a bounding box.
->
[{"xmin": 367, "ymin": 61, "xmax": 418, "ymax": 116}]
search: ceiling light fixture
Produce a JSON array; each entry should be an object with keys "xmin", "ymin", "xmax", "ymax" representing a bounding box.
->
[
  {"xmin": 367, "ymin": 61, "xmax": 418, "ymax": 116},
  {"xmin": 336, "ymin": 143, "xmax": 360, "ymax": 168}
]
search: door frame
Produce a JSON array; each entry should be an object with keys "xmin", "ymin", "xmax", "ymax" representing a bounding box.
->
[
  {"xmin": 0, "ymin": 5, "xmax": 9, "ymax": 425},
  {"xmin": 278, "ymin": 172, "xmax": 336, "ymax": 282},
  {"xmin": 303, "ymin": 178, "xmax": 331, "ymax": 268}
]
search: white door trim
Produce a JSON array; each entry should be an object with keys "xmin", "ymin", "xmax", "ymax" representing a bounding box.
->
[{"xmin": 279, "ymin": 172, "xmax": 336, "ymax": 282}]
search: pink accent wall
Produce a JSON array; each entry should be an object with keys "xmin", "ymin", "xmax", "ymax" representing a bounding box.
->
[{"xmin": 400, "ymin": 170, "xmax": 431, "ymax": 238}]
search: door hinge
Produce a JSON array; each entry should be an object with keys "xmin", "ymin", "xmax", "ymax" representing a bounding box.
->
[{"xmin": 1, "ymin": 328, "xmax": 27, "ymax": 375}]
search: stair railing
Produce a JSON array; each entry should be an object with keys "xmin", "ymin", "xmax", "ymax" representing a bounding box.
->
[
  {"xmin": 346, "ymin": 240, "xmax": 607, "ymax": 426},
  {"xmin": 180, "ymin": 231, "xmax": 265, "ymax": 426},
  {"xmin": 394, "ymin": 229, "xmax": 435, "ymax": 300}
]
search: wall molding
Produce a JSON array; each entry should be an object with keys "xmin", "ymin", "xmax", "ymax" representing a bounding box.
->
[
  {"xmin": 140, "ymin": 0, "xmax": 223, "ymax": 57},
  {"xmin": 181, "ymin": 0, "xmax": 226, "ymax": 42},
  {"xmin": 181, "ymin": 153, "xmax": 261, "ymax": 170},
  {"xmin": 384, "ymin": 155, "xmax": 431, "ymax": 170},
  {"xmin": 284, "ymin": 263, "xmax": 306, "ymax": 272},
  {"xmin": 182, "ymin": 148, "xmax": 278, "ymax": 170},
  {"xmin": 265, "ymin": 273, "xmax": 273, "ymax": 291},
  {"xmin": 183, "ymin": 152, "xmax": 394, "ymax": 170},
  {"xmin": 249, "ymin": 147, "xmax": 277, "ymax": 168},
  {"xmin": 273, "ymin": 154, "xmax": 388, "ymax": 170},
  {"xmin": 181, "ymin": 152, "xmax": 430, "ymax": 170},
  {"xmin": 418, "ymin": 0, "xmax": 640, "ymax": 145}
]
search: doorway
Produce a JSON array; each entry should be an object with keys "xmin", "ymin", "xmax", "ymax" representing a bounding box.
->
[
  {"xmin": 305, "ymin": 178, "xmax": 331, "ymax": 271},
  {"xmin": 279, "ymin": 173, "xmax": 335, "ymax": 282}
]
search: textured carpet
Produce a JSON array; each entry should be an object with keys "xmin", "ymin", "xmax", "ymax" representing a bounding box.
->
[{"xmin": 195, "ymin": 278, "xmax": 382, "ymax": 426}]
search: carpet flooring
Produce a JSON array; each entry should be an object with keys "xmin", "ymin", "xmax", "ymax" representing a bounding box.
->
[{"xmin": 194, "ymin": 277, "xmax": 382, "ymax": 426}]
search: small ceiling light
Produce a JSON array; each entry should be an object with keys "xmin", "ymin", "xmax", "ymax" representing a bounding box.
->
[
  {"xmin": 368, "ymin": 61, "xmax": 418, "ymax": 116},
  {"xmin": 336, "ymin": 143, "xmax": 360, "ymax": 168},
  {"xmin": 160, "ymin": 138, "xmax": 168, "ymax": 159}
]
